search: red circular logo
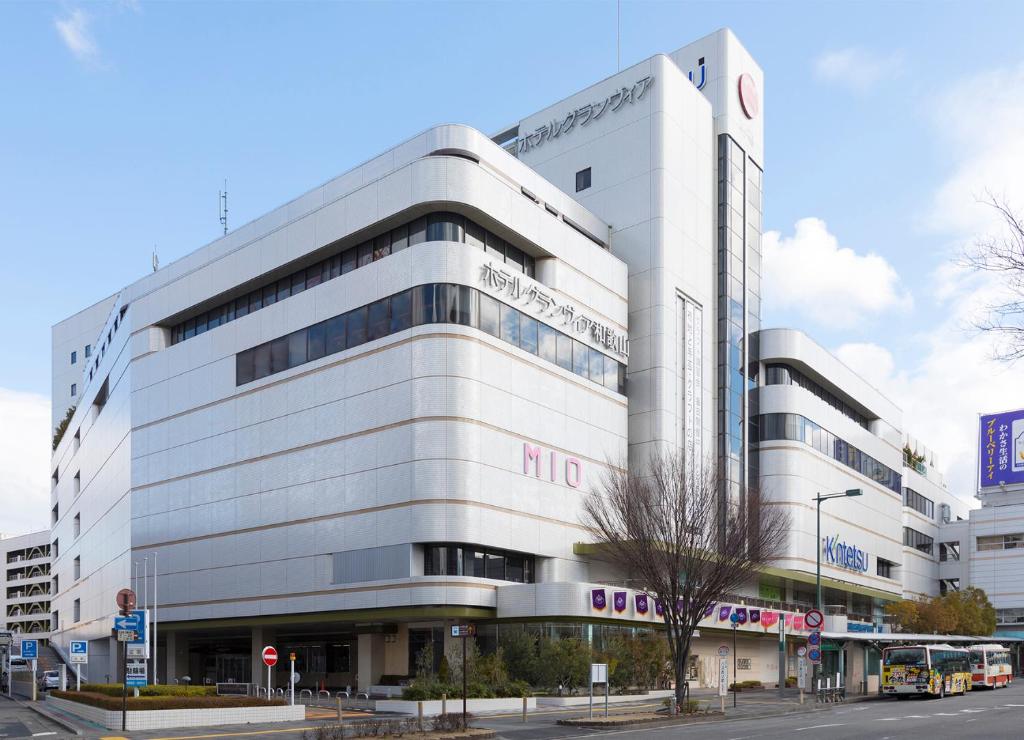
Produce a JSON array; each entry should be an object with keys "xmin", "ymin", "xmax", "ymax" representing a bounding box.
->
[
  {"xmin": 262, "ymin": 646, "xmax": 278, "ymax": 667},
  {"xmin": 738, "ymin": 73, "xmax": 759, "ymax": 119}
]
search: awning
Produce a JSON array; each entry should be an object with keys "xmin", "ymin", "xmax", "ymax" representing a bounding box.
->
[{"xmin": 822, "ymin": 632, "xmax": 1024, "ymax": 644}]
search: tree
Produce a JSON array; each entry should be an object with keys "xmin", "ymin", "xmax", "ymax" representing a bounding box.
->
[
  {"xmin": 582, "ymin": 450, "xmax": 790, "ymax": 709},
  {"xmin": 946, "ymin": 587, "xmax": 997, "ymax": 635},
  {"xmin": 960, "ymin": 195, "xmax": 1024, "ymax": 361},
  {"xmin": 885, "ymin": 587, "xmax": 997, "ymax": 636}
]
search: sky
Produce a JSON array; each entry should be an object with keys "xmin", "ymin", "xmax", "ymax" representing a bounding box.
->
[{"xmin": 1, "ymin": 0, "xmax": 1022, "ymax": 534}]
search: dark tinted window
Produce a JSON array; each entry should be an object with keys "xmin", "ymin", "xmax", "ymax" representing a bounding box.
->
[
  {"xmin": 391, "ymin": 225, "xmax": 409, "ymax": 253},
  {"xmin": 408, "ymin": 216, "xmax": 427, "ymax": 245},
  {"xmin": 390, "ymin": 290, "xmax": 412, "ymax": 333},
  {"xmin": 373, "ymin": 234, "xmax": 391, "ymax": 261},
  {"xmin": 357, "ymin": 241, "xmax": 373, "ymax": 267},
  {"xmin": 576, "ymin": 167, "xmax": 592, "ymax": 192},
  {"xmin": 308, "ymin": 322, "xmax": 327, "ymax": 361},
  {"xmin": 253, "ymin": 344, "xmax": 271, "ymax": 379},
  {"xmin": 466, "ymin": 220, "xmax": 486, "ymax": 248},
  {"xmin": 236, "ymin": 350, "xmax": 255, "ymax": 385},
  {"xmin": 347, "ymin": 307, "xmax": 368, "ymax": 347},
  {"xmin": 325, "ymin": 315, "xmax": 346, "ymax": 355},
  {"xmin": 341, "ymin": 248, "xmax": 357, "ymax": 274},
  {"xmin": 287, "ymin": 330, "xmax": 307, "ymax": 367},
  {"xmin": 367, "ymin": 298, "xmax": 390, "ymax": 340},
  {"xmin": 270, "ymin": 336, "xmax": 289, "ymax": 373}
]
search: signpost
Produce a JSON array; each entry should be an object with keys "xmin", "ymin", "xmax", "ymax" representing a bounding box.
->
[
  {"xmin": 451, "ymin": 624, "xmax": 476, "ymax": 729},
  {"xmin": 718, "ymin": 657, "xmax": 729, "ymax": 713},
  {"xmin": 20, "ymin": 639, "xmax": 38, "ymax": 695},
  {"xmin": 126, "ymin": 661, "xmax": 147, "ymax": 688},
  {"xmin": 262, "ymin": 646, "xmax": 278, "ymax": 700},
  {"xmin": 115, "ymin": 588, "xmax": 137, "ymax": 732},
  {"xmin": 804, "ymin": 609, "xmax": 824, "ymax": 631},
  {"xmin": 729, "ymin": 613, "xmax": 739, "ymax": 707},
  {"xmin": 589, "ymin": 663, "xmax": 609, "ymax": 718},
  {"xmin": 797, "ymin": 656, "xmax": 807, "ymax": 703},
  {"xmin": 70, "ymin": 641, "xmax": 88, "ymax": 692},
  {"xmin": 289, "ymin": 652, "xmax": 297, "ymax": 706},
  {"xmin": 778, "ymin": 614, "xmax": 787, "ymax": 698}
]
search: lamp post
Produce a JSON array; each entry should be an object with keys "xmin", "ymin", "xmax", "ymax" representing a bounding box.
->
[{"xmin": 813, "ymin": 488, "xmax": 862, "ymax": 692}]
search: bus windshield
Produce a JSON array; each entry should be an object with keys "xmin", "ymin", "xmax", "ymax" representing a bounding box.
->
[
  {"xmin": 884, "ymin": 648, "xmax": 927, "ymax": 666},
  {"xmin": 970, "ymin": 649, "xmax": 983, "ymax": 664}
]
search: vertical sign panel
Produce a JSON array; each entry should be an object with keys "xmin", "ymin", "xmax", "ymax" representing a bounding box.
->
[
  {"xmin": 979, "ymin": 409, "xmax": 1024, "ymax": 489},
  {"xmin": 680, "ymin": 296, "xmax": 703, "ymax": 468}
]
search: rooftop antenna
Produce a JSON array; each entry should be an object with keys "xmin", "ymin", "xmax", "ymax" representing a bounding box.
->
[
  {"xmin": 616, "ymin": 0, "xmax": 621, "ymax": 71},
  {"xmin": 151, "ymin": 247, "xmax": 159, "ymax": 273},
  {"xmin": 219, "ymin": 179, "xmax": 228, "ymax": 235}
]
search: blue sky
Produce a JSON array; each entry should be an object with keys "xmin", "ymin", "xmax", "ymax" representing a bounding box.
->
[{"xmin": 2, "ymin": 0, "xmax": 1022, "ymax": 532}]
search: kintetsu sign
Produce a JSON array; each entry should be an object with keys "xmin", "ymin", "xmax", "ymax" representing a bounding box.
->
[
  {"xmin": 979, "ymin": 409, "xmax": 1024, "ymax": 488},
  {"xmin": 523, "ymin": 442, "xmax": 583, "ymax": 488}
]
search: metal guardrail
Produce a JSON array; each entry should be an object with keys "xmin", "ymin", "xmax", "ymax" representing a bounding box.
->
[{"xmin": 298, "ymin": 689, "xmax": 314, "ymax": 704}]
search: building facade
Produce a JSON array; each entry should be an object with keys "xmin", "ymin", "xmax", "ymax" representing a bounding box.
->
[
  {"xmin": 1, "ymin": 531, "xmax": 52, "ymax": 643},
  {"xmin": 48, "ymin": 28, "xmax": 975, "ymax": 692}
]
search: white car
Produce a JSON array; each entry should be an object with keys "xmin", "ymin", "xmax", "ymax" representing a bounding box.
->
[{"xmin": 38, "ymin": 670, "xmax": 60, "ymax": 691}]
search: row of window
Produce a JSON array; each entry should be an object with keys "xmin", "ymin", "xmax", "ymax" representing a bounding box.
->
[
  {"xmin": 904, "ymin": 527, "xmax": 934, "ymax": 555},
  {"xmin": 902, "ymin": 487, "xmax": 935, "ymax": 519},
  {"xmin": 235, "ymin": 283, "xmax": 627, "ymax": 393},
  {"xmin": 876, "ymin": 557, "xmax": 897, "ymax": 579},
  {"xmin": 977, "ymin": 533, "xmax": 1024, "ymax": 551},
  {"xmin": 423, "ymin": 543, "xmax": 534, "ymax": 583},
  {"xmin": 754, "ymin": 413, "xmax": 902, "ymax": 493},
  {"xmin": 69, "ymin": 345, "xmax": 92, "ymax": 366},
  {"xmin": 763, "ymin": 364, "xmax": 871, "ymax": 429},
  {"xmin": 171, "ymin": 212, "xmax": 538, "ymax": 346}
]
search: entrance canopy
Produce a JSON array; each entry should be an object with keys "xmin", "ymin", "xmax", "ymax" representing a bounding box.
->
[{"xmin": 823, "ymin": 631, "xmax": 1024, "ymax": 644}]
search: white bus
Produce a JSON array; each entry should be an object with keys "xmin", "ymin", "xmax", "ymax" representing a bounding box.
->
[{"xmin": 969, "ymin": 644, "xmax": 1013, "ymax": 689}]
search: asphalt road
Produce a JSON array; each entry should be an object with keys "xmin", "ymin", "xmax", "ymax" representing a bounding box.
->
[{"xmin": 0, "ymin": 696, "xmax": 67, "ymax": 738}]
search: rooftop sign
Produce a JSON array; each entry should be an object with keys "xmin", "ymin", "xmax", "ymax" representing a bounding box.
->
[{"xmin": 979, "ymin": 409, "xmax": 1024, "ymax": 489}]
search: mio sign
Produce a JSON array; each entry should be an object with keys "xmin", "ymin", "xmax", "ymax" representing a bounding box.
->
[{"xmin": 523, "ymin": 443, "xmax": 583, "ymax": 488}]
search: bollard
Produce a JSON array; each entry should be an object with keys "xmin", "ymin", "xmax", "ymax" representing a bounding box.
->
[
  {"xmin": 669, "ymin": 696, "xmax": 676, "ymax": 716},
  {"xmin": 522, "ymin": 696, "xmax": 527, "ymax": 723},
  {"xmin": 337, "ymin": 696, "xmax": 343, "ymax": 723},
  {"xmin": 418, "ymin": 701, "xmax": 424, "ymax": 732},
  {"xmin": 441, "ymin": 692, "xmax": 447, "ymax": 716}
]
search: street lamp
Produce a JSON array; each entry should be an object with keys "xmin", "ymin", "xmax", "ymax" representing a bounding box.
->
[
  {"xmin": 814, "ymin": 488, "xmax": 863, "ymax": 611},
  {"xmin": 812, "ymin": 488, "xmax": 861, "ymax": 695}
]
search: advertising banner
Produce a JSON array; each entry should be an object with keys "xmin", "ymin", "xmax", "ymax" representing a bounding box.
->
[{"xmin": 979, "ymin": 409, "xmax": 1024, "ymax": 488}]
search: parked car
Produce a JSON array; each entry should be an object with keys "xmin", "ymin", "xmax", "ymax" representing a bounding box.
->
[
  {"xmin": 9, "ymin": 657, "xmax": 29, "ymax": 670},
  {"xmin": 38, "ymin": 670, "xmax": 60, "ymax": 691}
]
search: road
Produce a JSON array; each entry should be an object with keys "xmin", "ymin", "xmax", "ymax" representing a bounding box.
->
[{"xmin": 0, "ymin": 696, "xmax": 67, "ymax": 738}]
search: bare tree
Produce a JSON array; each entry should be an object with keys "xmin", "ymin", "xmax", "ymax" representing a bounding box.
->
[
  {"xmin": 582, "ymin": 450, "xmax": 790, "ymax": 710},
  {"xmin": 961, "ymin": 195, "xmax": 1024, "ymax": 361}
]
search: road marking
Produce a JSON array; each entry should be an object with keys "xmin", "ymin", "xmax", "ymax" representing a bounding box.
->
[
  {"xmin": 877, "ymin": 717, "xmax": 903, "ymax": 721},
  {"xmin": 931, "ymin": 713, "xmax": 959, "ymax": 716},
  {"xmin": 147, "ymin": 729, "xmax": 317, "ymax": 740},
  {"xmin": 795, "ymin": 724, "xmax": 845, "ymax": 731},
  {"xmin": 31, "ymin": 734, "xmax": 57, "ymax": 737},
  {"xmin": 959, "ymin": 708, "xmax": 988, "ymax": 713},
  {"xmin": 967, "ymin": 719, "xmax": 977, "ymax": 723}
]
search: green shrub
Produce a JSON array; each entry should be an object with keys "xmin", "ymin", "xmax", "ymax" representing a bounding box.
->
[
  {"xmin": 432, "ymin": 712, "xmax": 474, "ymax": 732},
  {"xmin": 728, "ymin": 680, "xmax": 763, "ymax": 690},
  {"xmin": 51, "ymin": 690, "xmax": 283, "ymax": 711},
  {"xmin": 79, "ymin": 683, "xmax": 216, "ymax": 697}
]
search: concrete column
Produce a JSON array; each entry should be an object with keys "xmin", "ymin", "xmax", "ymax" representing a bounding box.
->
[
  {"xmin": 357, "ymin": 634, "xmax": 385, "ymax": 691},
  {"xmin": 164, "ymin": 632, "xmax": 177, "ymax": 685},
  {"xmin": 108, "ymin": 636, "xmax": 118, "ymax": 683}
]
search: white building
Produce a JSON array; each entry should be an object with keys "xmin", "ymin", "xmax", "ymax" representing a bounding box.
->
[
  {"xmin": 47, "ymin": 28, "xmax": 973, "ymax": 692},
  {"xmin": 1, "ymin": 531, "xmax": 52, "ymax": 643}
]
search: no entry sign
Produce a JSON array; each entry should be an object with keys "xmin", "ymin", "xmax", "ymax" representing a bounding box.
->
[
  {"xmin": 804, "ymin": 609, "xmax": 824, "ymax": 630},
  {"xmin": 262, "ymin": 646, "xmax": 278, "ymax": 667}
]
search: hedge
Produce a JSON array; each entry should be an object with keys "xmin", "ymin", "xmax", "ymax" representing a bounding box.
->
[
  {"xmin": 50, "ymin": 691, "xmax": 285, "ymax": 711},
  {"xmin": 80, "ymin": 683, "xmax": 216, "ymax": 697}
]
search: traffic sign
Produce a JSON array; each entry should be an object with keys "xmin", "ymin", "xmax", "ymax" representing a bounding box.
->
[
  {"xmin": 718, "ymin": 644, "xmax": 730, "ymax": 657},
  {"xmin": 729, "ymin": 612, "xmax": 739, "ymax": 624},
  {"xmin": 116, "ymin": 588, "xmax": 137, "ymax": 614},
  {"xmin": 117, "ymin": 630, "xmax": 136, "ymax": 642},
  {"xmin": 808, "ymin": 647, "xmax": 822, "ymax": 664},
  {"xmin": 807, "ymin": 631, "xmax": 821, "ymax": 646},
  {"xmin": 70, "ymin": 640, "xmax": 88, "ymax": 664},
  {"xmin": 796, "ymin": 645, "xmax": 807, "ymax": 658},
  {"xmin": 718, "ymin": 658, "xmax": 729, "ymax": 697},
  {"xmin": 451, "ymin": 624, "xmax": 476, "ymax": 638},
  {"xmin": 262, "ymin": 646, "xmax": 279, "ymax": 667},
  {"xmin": 804, "ymin": 609, "xmax": 824, "ymax": 630},
  {"xmin": 19, "ymin": 639, "xmax": 38, "ymax": 659},
  {"xmin": 126, "ymin": 660, "xmax": 147, "ymax": 687}
]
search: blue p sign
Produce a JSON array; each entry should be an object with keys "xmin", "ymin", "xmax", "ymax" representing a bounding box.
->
[{"xmin": 20, "ymin": 639, "xmax": 38, "ymax": 659}]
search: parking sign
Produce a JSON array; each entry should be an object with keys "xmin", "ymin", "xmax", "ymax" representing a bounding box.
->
[
  {"xmin": 70, "ymin": 640, "xmax": 88, "ymax": 664},
  {"xmin": 19, "ymin": 639, "xmax": 38, "ymax": 659}
]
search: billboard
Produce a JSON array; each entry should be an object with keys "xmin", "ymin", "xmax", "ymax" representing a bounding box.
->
[{"xmin": 979, "ymin": 409, "xmax": 1024, "ymax": 489}]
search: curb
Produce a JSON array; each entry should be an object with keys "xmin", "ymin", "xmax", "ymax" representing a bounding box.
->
[{"xmin": 24, "ymin": 701, "xmax": 86, "ymax": 736}]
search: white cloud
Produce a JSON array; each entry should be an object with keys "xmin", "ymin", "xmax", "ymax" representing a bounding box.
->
[
  {"xmin": 0, "ymin": 388, "xmax": 51, "ymax": 536},
  {"xmin": 814, "ymin": 47, "xmax": 902, "ymax": 92},
  {"xmin": 762, "ymin": 217, "xmax": 912, "ymax": 328},
  {"xmin": 55, "ymin": 8, "xmax": 99, "ymax": 64}
]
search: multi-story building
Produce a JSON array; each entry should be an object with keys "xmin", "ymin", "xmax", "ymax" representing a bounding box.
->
[
  {"xmin": 47, "ymin": 27, "xmax": 976, "ymax": 692},
  {"xmin": 1, "ymin": 531, "xmax": 52, "ymax": 644}
]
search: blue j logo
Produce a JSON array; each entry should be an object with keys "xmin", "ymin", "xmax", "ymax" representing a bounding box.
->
[{"xmin": 688, "ymin": 59, "xmax": 707, "ymax": 90}]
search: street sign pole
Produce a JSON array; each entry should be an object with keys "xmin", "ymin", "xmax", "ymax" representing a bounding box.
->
[
  {"xmin": 462, "ymin": 630, "xmax": 467, "ymax": 729},
  {"xmin": 290, "ymin": 655, "xmax": 295, "ymax": 706},
  {"xmin": 121, "ymin": 635, "xmax": 128, "ymax": 731}
]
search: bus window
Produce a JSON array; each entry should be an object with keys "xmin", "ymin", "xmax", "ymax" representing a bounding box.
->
[{"xmin": 884, "ymin": 648, "xmax": 926, "ymax": 666}]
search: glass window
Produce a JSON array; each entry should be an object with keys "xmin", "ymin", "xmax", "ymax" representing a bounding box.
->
[
  {"xmin": 520, "ymin": 315, "xmax": 539, "ymax": 354},
  {"xmin": 576, "ymin": 167, "xmax": 592, "ymax": 192},
  {"xmin": 341, "ymin": 247, "xmax": 357, "ymax": 274},
  {"xmin": 324, "ymin": 315, "xmax": 346, "ymax": 355},
  {"xmin": 235, "ymin": 296, "xmax": 249, "ymax": 319},
  {"xmin": 307, "ymin": 322, "xmax": 327, "ymax": 361},
  {"xmin": 427, "ymin": 212, "xmax": 463, "ymax": 242},
  {"xmin": 357, "ymin": 241, "xmax": 373, "ymax": 267},
  {"xmin": 367, "ymin": 298, "xmax": 390, "ymax": 340},
  {"xmin": 390, "ymin": 289, "xmax": 412, "ymax": 333},
  {"xmin": 194, "ymin": 312, "xmax": 208, "ymax": 335},
  {"xmin": 464, "ymin": 548, "xmax": 486, "ymax": 578},
  {"xmin": 454, "ymin": 284, "xmax": 475, "ymax": 326},
  {"xmin": 413, "ymin": 284, "xmax": 439, "ymax": 325},
  {"xmin": 408, "ymin": 216, "xmax": 427, "ymax": 245},
  {"xmin": 291, "ymin": 271, "xmax": 306, "ymax": 295},
  {"xmin": 589, "ymin": 348, "xmax": 604, "ymax": 383},
  {"xmin": 84, "ymin": 344, "xmax": 91, "ymax": 358},
  {"xmin": 236, "ymin": 350, "xmax": 255, "ymax": 384},
  {"xmin": 276, "ymin": 278, "xmax": 291, "ymax": 303},
  {"xmin": 287, "ymin": 330, "xmax": 307, "ymax": 367},
  {"xmin": 506, "ymin": 245, "xmax": 525, "ymax": 273},
  {"xmin": 478, "ymin": 293, "xmax": 500, "ymax": 337},
  {"xmin": 71, "ymin": 350, "xmax": 77, "ymax": 364},
  {"xmin": 572, "ymin": 340, "xmax": 589, "ymax": 377},
  {"xmin": 253, "ymin": 343, "xmax": 271, "ymax": 379},
  {"xmin": 499, "ymin": 304, "xmax": 520, "ymax": 345},
  {"xmin": 263, "ymin": 283, "xmax": 278, "ymax": 307},
  {"xmin": 391, "ymin": 225, "xmax": 409, "ymax": 253},
  {"xmin": 306, "ymin": 263, "xmax": 323, "ymax": 289},
  {"xmin": 556, "ymin": 333, "xmax": 573, "ymax": 371},
  {"xmin": 539, "ymin": 323, "xmax": 557, "ymax": 364},
  {"xmin": 465, "ymin": 220, "xmax": 486, "ymax": 249},
  {"xmin": 373, "ymin": 234, "xmax": 391, "ymax": 261},
  {"xmin": 604, "ymin": 355, "xmax": 619, "ymax": 390},
  {"xmin": 485, "ymin": 231, "xmax": 505, "ymax": 260},
  {"xmin": 330, "ymin": 255, "xmax": 342, "ymax": 278},
  {"xmin": 506, "ymin": 555, "xmax": 525, "ymax": 583},
  {"xmin": 346, "ymin": 307, "xmax": 368, "ymax": 347},
  {"xmin": 270, "ymin": 336, "xmax": 289, "ymax": 373},
  {"xmin": 70, "ymin": 383, "xmax": 77, "ymax": 397},
  {"xmin": 485, "ymin": 552, "xmax": 506, "ymax": 580},
  {"xmin": 249, "ymin": 290, "xmax": 263, "ymax": 313}
]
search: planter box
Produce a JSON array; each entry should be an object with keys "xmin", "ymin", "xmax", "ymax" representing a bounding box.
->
[
  {"xmin": 376, "ymin": 697, "xmax": 536, "ymax": 716},
  {"xmin": 45, "ymin": 695, "xmax": 306, "ymax": 731},
  {"xmin": 536, "ymin": 690, "xmax": 674, "ymax": 707}
]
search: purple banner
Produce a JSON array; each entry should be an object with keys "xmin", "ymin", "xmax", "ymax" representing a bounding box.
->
[
  {"xmin": 676, "ymin": 598, "xmax": 685, "ymax": 615},
  {"xmin": 655, "ymin": 599, "xmax": 664, "ymax": 616},
  {"xmin": 613, "ymin": 591, "xmax": 627, "ymax": 612},
  {"xmin": 750, "ymin": 609, "xmax": 761, "ymax": 624},
  {"xmin": 735, "ymin": 607, "xmax": 748, "ymax": 625},
  {"xmin": 719, "ymin": 605, "xmax": 732, "ymax": 621},
  {"xmin": 635, "ymin": 594, "xmax": 649, "ymax": 614},
  {"xmin": 980, "ymin": 409, "xmax": 1024, "ymax": 488},
  {"xmin": 705, "ymin": 602, "xmax": 717, "ymax": 617},
  {"xmin": 591, "ymin": 589, "xmax": 607, "ymax": 610}
]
